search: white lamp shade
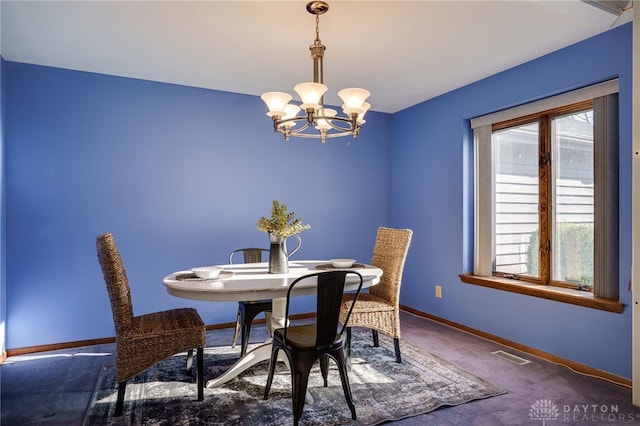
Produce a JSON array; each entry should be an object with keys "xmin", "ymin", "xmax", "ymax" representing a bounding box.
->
[
  {"xmin": 357, "ymin": 102, "xmax": 371, "ymax": 124},
  {"xmin": 294, "ymin": 82, "xmax": 328, "ymax": 110},
  {"xmin": 278, "ymin": 104, "xmax": 302, "ymax": 128},
  {"xmin": 315, "ymin": 108, "xmax": 337, "ymax": 130},
  {"xmin": 261, "ymin": 92, "xmax": 292, "ymax": 117},
  {"xmin": 338, "ymin": 88, "xmax": 371, "ymax": 115}
]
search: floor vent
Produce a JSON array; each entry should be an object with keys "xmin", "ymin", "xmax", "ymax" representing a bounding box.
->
[{"xmin": 491, "ymin": 350, "xmax": 531, "ymax": 365}]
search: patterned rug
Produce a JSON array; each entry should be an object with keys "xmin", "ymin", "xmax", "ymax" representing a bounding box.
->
[{"xmin": 84, "ymin": 331, "xmax": 505, "ymax": 425}]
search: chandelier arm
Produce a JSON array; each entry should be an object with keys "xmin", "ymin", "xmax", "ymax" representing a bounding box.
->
[
  {"xmin": 324, "ymin": 114, "xmax": 359, "ymax": 132},
  {"xmin": 273, "ymin": 117, "xmax": 312, "ymax": 130},
  {"xmin": 328, "ymin": 124, "xmax": 358, "ymax": 133},
  {"xmin": 292, "ymin": 121, "xmax": 313, "ymax": 133},
  {"xmin": 325, "ymin": 122, "xmax": 354, "ymax": 132},
  {"xmin": 272, "ymin": 119, "xmax": 313, "ymax": 135}
]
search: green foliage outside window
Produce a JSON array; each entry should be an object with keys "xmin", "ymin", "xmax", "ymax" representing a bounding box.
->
[
  {"xmin": 525, "ymin": 223, "xmax": 594, "ymax": 286},
  {"xmin": 526, "ymin": 230, "xmax": 539, "ymax": 279}
]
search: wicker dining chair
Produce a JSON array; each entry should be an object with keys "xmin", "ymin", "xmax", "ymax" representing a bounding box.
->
[
  {"xmin": 264, "ymin": 270, "xmax": 364, "ymax": 426},
  {"xmin": 229, "ymin": 248, "xmax": 272, "ymax": 356},
  {"xmin": 339, "ymin": 227, "xmax": 413, "ymax": 363},
  {"xmin": 96, "ymin": 233, "xmax": 207, "ymax": 416}
]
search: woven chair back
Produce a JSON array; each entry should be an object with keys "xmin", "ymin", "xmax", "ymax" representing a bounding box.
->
[
  {"xmin": 368, "ymin": 227, "xmax": 413, "ymax": 305},
  {"xmin": 96, "ymin": 233, "xmax": 134, "ymax": 334}
]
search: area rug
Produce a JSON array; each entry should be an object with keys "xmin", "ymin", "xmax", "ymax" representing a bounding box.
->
[{"xmin": 83, "ymin": 330, "xmax": 505, "ymax": 425}]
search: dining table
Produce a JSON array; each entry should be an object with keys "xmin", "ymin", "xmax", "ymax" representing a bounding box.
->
[{"xmin": 162, "ymin": 260, "xmax": 383, "ymax": 388}]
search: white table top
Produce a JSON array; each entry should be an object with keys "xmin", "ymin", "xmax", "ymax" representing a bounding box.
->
[{"xmin": 162, "ymin": 260, "xmax": 383, "ymax": 302}]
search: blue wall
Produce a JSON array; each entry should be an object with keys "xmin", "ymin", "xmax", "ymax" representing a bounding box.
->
[
  {"xmin": 393, "ymin": 23, "xmax": 633, "ymax": 379},
  {"xmin": 4, "ymin": 63, "xmax": 391, "ymax": 348},
  {"xmin": 3, "ymin": 22, "xmax": 634, "ymax": 380}
]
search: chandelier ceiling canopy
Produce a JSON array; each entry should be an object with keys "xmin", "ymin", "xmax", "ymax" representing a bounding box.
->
[{"xmin": 260, "ymin": 1, "xmax": 371, "ymax": 143}]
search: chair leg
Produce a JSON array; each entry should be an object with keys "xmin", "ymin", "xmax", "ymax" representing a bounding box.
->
[
  {"xmin": 334, "ymin": 351, "xmax": 357, "ymax": 420},
  {"xmin": 291, "ymin": 362, "xmax": 313, "ymax": 426},
  {"xmin": 263, "ymin": 347, "xmax": 280, "ymax": 400},
  {"xmin": 186, "ymin": 348, "xmax": 194, "ymax": 375},
  {"xmin": 197, "ymin": 347, "xmax": 204, "ymax": 401},
  {"xmin": 319, "ymin": 355, "xmax": 329, "ymax": 387},
  {"xmin": 240, "ymin": 303, "xmax": 270, "ymax": 356},
  {"xmin": 231, "ymin": 309, "xmax": 242, "ymax": 348},
  {"xmin": 115, "ymin": 381, "xmax": 126, "ymax": 416},
  {"xmin": 264, "ymin": 311, "xmax": 273, "ymax": 335},
  {"xmin": 372, "ymin": 329, "xmax": 379, "ymax": 347},
  {"xmin": 393, "ymin": 338, "xmax": 402, "ymax": 363},
  {"xmin": 345, "ymin": 327, "xmax": 352, "ymax": 371},
  {"xmin": 240, "ymin": 321, "xmax": 251, "ymax": 357}
]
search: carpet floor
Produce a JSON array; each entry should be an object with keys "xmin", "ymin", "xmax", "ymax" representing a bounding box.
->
[
  {"xmin": 83, "ymin": 330, "xmax": 504, "ymax": 425},
  {"xmin": 2, "ymin": 311, "xmax": 637, "ymax": 425}
]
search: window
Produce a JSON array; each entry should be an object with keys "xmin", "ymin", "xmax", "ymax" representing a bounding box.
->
[
  {"xmin": 462, "ymin": 80, "xmax": 621, "ymax": 312},
  {"xmin": 493, "ymin": 101, "xmax": 595, "ymax": 289}
]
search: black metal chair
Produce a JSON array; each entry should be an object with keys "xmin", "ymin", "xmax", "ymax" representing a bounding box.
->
[
  {"xmin": 229, "ymin": 248, "xmax": 272, "ymax": 356},
  {"xmin": 263, "ymin": 270, "xmax": 363, "ymax": 426}
]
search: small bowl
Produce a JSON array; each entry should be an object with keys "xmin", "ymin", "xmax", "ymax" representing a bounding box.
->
[
  {"xmin": 192, "ymin": 266, "xmax": 224, "ymax": 279},
  {"xmin": 330, "ymin": 258, "xmax": 356, "ymax": 268}
]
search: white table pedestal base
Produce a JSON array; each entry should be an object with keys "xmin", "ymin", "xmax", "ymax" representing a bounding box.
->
[
  {"xmin": 206, "ymin": 297, "xmax": 289, "ymax": 388},
  {"xmin": 206, "ymin": 342, "xmax": 290, "ymax": 388}
]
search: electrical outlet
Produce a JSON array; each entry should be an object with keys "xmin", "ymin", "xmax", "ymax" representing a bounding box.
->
[{"xmin": 435, "ymin": 285, "xmax": 442, "ymax": 298}]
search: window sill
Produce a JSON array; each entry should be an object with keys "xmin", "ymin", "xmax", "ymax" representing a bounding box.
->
[{"xmin": 459, "ymin": 274, "xmax": 624, "ymax": 314}]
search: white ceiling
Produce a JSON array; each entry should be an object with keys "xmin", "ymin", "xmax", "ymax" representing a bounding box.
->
[{"xmin": 0, "ymin": 1, "xmax": 633, "ymax": 113}]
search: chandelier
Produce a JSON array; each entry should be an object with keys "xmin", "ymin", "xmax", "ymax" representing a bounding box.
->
[{"xmin": 260, "ymin": 1, "xmax": 371, "ymax": 143}]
